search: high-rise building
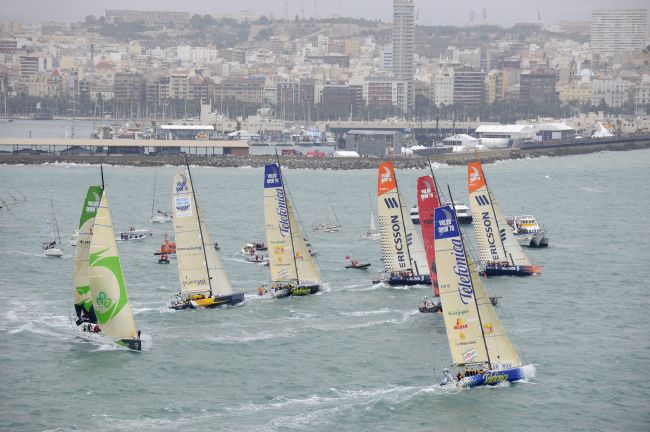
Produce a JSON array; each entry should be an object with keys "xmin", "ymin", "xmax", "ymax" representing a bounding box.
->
[
  {"xmin": 520, "ymin": 69, "xmax": 558, "ymax": 107},
  {"xmin": 590, "ymin": 9, "xmax": 648, "ymax": 55},
  {"xmin": 453, "ymin": 68, "xmax": 486, "ymax": 108},
  {"xmin": 392, "ymin": 0, "xmax": 415, "ymax": 113}
]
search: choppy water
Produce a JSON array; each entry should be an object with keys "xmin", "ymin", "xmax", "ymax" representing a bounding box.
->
[{"xmin": 1, "ymin": 150, "xmax": 649, "ymax": 431}]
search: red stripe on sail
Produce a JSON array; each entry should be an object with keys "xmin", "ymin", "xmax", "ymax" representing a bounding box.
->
[{"xmin": 417, "ymin": 175, "xmax": 440, "ymax": 296}]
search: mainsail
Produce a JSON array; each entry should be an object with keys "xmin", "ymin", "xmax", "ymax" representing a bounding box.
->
[
  {"xmin": 172, "ymin": 171, "xmax": 233, "ymax": 296},
  {"xmin": 467, "ymin": 161, "xmax": 531, "ymax": 266},
  {"xmin": 434, "ymin": 205, "xmax": 521, "ymax": 370},
  {"xmin": 377, "ymin": 161, "xmax": 428, "ymax": 275},
  {"xmin": 73, "ymin": 186, "xmax": 102, "ymax": 314},
  {"xmin": 88, "ymin": 191, "xmax": 137, "ymax": 339},
  {"xmin": 417, "ymin": 175, "xmax": 440, "ymax": 295},
  {"xmin": 264, "ymin": 163, "xmax": 321, "ymax": 285}
]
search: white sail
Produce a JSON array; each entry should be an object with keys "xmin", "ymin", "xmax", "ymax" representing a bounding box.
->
[
  {"xmin": 403, "ymin": 202, "xmax": 429, "ymax": 276},
  {"xmin": 172, "ymin": 171, "xmax": 232, "ymax": 296},
  {"xmin": 88, "ymin": 192, "xmax": 137, "ymax": 339},
  {"xmin": 377, "ymin": 161, "xmax": 429, "ymax": 275},
  {"xmin": 288, "ymin": 197, "xmax": 321, "ymax": 285},
  {"xmin": 73, "ymin": 186, "xmax": 102, "ymax": 309},
  {"xmin": 468, "ymin": 161, "xmax": 531, "ymax": 266},
  {"xmin": 264, "ymin": 163, "xmax": 297, "ymax": 283},
  {"xmin": 263, "ymin": 163, "xmax": 320, "ymax": 285},
  {"xmin": 369, "ymin": 213, "xmax": 376, "ymax": 232},
  {"xmin": 434, "ymin": 205, "xmax": 521, "ymax": 369}
]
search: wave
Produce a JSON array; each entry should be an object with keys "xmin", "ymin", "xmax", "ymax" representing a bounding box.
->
[{"xmin": 338, "ymin": 308, "xmax": 399, "ymax": 317}]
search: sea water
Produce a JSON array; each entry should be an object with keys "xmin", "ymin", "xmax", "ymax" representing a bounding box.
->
[{"xmin": 0, "ymin": 149, "xmax": 649, "ymax": 431}]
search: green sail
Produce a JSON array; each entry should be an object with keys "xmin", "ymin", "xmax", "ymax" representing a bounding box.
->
[
  {"xmin": 88, "ymin": 191, "xmax": 137, "ymax": 339},
  {"xmin": 72, "ymin": 186, "xmax": 103, "ymax": 309}
]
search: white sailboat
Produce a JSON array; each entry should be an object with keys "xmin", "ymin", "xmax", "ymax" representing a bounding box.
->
[
  {"xmin": 80, "ymin": 178, "xmax": 142, "ymax": 351},
  {"xmin": 375, "ymin": 161, "xmax": 430, "ymax": 286},
  {"xmin": 43, "ymin": 195, "xmax": 63, "ymax": 258},
  {"xmin": 169, "ymin": 164, "xmax": 244, "ymax": 310},
  {"xmin": 362, "ymin": 194, "xmax": 380, "ymax": 240},
  {"xmin": 313, "ymin": 199, "xmax": 342, "ymax": 232},
  {"xmin": 434, "ymin": 204, "xmax": 533, "ymax": 388},
  {"xmin": 150, "ymin": 168, "xmax": 172, "ymax": 223},
  {"xmin": 262, "ymin": 162, "xmax": 321, "ymax": 298},
  {"xmin": 467, "ymin": 160, "xmax": 540, "ymax": 276}
]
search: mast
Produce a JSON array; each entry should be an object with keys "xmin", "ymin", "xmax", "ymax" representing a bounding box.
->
[
  {"xmin": 427, "ymin": 157, "xmax": 445, "ymax": 204},
  {"xmin": 100, "ymin": 164, "xmax": 105, "ymax": 190},
  {"xmin": 328, "ymin": 197, "xmax": 340, "ymax": 226},
  {"xmin": 184, "ymin": 154, "xmax": 213, "ymax": 296},
  {"xmin": 276, "ymin": 151, "xmax": 300, "ymax": 285},
  {"xmin": 150, "ymin": 168, "xmax": 157, "ymax": 217},
  {"xmin": 474, "ymin": 151, "xmax": 509, "ymax": 263},
  {"xmin": 391, "ymin": 160, "xmax": 415, "ymax": 274},
  {"xmin": 448, "ymin": 185, "xmax": 492, "ymax": 369}
]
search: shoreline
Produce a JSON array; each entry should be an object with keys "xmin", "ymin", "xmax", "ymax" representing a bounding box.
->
[{"xmin": 2, "ymin": 139, "xmax": 649, "ymax": 169}]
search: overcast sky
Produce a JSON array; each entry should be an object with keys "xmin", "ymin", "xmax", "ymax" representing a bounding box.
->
[{"xmin": 1, "ymin": 0, "xmax": 648, "ymax": 26}]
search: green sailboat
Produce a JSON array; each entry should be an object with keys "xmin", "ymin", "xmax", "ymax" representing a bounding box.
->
[{"xmin": 73, "ymin": 172, "xmax": 142, "ymax": 351}]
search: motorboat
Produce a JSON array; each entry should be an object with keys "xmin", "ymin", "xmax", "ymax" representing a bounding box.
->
[
  {"xmin": 507, "ymin": 215, "xmax": 549, "ymax": 248},
  {"xmin": 411, "ymin": 201, "xmax": 472, "ymax": 224}
]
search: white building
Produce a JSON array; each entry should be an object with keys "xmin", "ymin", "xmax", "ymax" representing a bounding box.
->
[
  {"xmin": 592, "ymin": 78, "xmax": 632, "ymax": 108},
  {"xmin": 590, "ymin": 9, "xmax": 648, "ymax": 55},
  {"xmin": 392, "ymin": 0, "xmax": 415, "ymax": 112},
  {"xmin": 475, "ymin": 124, "xmax": 535, "ymax": 143},
  {"xmin": 432, "ymin": 67, "xmax": 454, "ymax": 107}
]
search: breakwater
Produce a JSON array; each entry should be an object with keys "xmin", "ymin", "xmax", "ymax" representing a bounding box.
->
[{"xmin": 2, "ymin": 136, "xmax": 649, "ymax": 169}]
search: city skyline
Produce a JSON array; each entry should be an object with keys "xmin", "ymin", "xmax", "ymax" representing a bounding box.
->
[{"xmin": 2, "ymin": 0, "xmax": 649, "ymax": 26}]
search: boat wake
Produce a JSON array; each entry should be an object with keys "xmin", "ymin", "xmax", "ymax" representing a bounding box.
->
[
  {"xmin": 338, "ymin": 308, "xmax": 399, "ymax": 317},
  {"xmin": 205, "ymin": 328, "xmax": 297, "ymax": 344}
]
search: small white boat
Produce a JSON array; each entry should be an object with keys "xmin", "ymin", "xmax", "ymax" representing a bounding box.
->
[
  {"xmin": 70, "ymin": 231, "xmax": 78, "ymax": 247},
  {"xmin": 116, "ymin": 229, "xmax": 150, "ymax": 241},
  {"xmin": 43, "ymin": 196, "xmax": 63, "ymax": 258},
  {"xmin": 43, "ymin": 242, "xmax": 63, "ymax": 257},
  {"xmin": 150, "ymin": 169, "xmax": 172, "ymax": 223},
  {"xmin": 507, "ymin": 215, "xmax": 549, "ymax": 248},
  {"xmin": 150, "ymin": 211, "xmax": 172, "ymax": 223}
]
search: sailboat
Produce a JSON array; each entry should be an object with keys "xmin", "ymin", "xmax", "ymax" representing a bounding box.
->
[
  {"xmin": 74, "ymin": 173, "xmax": 142, "ymax": 351},
  {"xmin": 375, "ymin": 161, "xmax": 430, "ymax": 286},
  {"xmin": 467, "ymin": 161, "xmax": 541, "ymax": 276},
  {"xmin": 416, "ymin": 175, "xmax": 441, "ymax": 311},
  {"xmin": 150, "ymin": 169, "xmax": 172, "ymax": 223},
  {"xmin": 262, "ymin": 162, "xmax": 322, "ymax": 298},
  {"xmin": 43, "ymin": 195, "xmax": 63, "ymax": 257},
  {"xmin": 434, "ymin": 204, "xmax": 534, "ymax": 388},
  {"xmin": 313, "ymin": 199, "xmax": 342, "ymax": 232},
  {"xmin": 169, "ymin": 164, "xmax": 244, "ymax": 310},
  {"xmin": 362, "ymin": 194, "xmax": 380, "ymax": 240}
]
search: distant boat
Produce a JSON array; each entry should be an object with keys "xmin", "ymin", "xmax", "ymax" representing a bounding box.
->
[
  {"xmin": 74, "ymin": 174, "xmax": 142, "ymax": 351},
  {"xmin": 43, "ymin": 195, "xmax": 63, "ymax": 258},
  {"xmin": 411, "ymin": 201, "xmax": 472, "ymax": 225},
  {"xmin": 169, "ymin": 162, "xmax": 244, "ymax": 310},
  {"xmin": 362, "ymin": 194, "xmax": 380, "ymax": 240},
  {"xmin": 262, "ymin": 161, "xmax": 322, "ymax": 298},
  {"xmin": 375, "ymin": 161, "xmax": 430, "ymax": 286},
  {"xmin": 150, "ymin": 169, "xmax": 172, "ymax": 223},
  {"xmin": 467, "ymin": 160, "xmax": 541, "ymax": 277},
  {"xmin": 433, "ymin": 204, "xmax": 533, "ymax": 388},
  {"xmin": 313, "ymin": 199, "xmax": 342, "ymax": 232},
  {"xmin": 507, "ymin": 215, "xmax": 549, "ymax": 248}
]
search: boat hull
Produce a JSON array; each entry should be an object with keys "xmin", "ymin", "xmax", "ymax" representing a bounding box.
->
[
  {"xmin": 459, "ymin": 366, "xmax": 527, "ymax": 388},
  {"xmin": 170, "ymin": 292, "xmax": 245, "ymax": 310},
  {"xmin": 456, "ymin": 215, "xmax": 473, "ymax": 224},
  {"xmin": 516, "ymin": 232, "xmax": 550, "ymax": 248},
  {"xmin": 345, "ymin": 263, "xmax": 371, "ymax": 269},
  {"xmin": 483, "ymin": 264, "xmax": 539, "ymax": 277},
  {"xmin": 385, "ymin": 274, "xmax": 431, "ymax": 286},
  {"xmin": 44, "ymin": 248, "xmax": 63, "ymax": 257}
]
